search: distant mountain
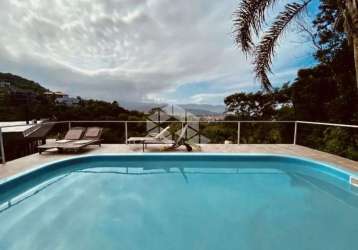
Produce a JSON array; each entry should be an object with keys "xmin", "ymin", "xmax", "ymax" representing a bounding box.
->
[
  {"xmin": 0, "ymin": 73, "xmax": 227, "ymax": 116},
  {"xmin": 0, "ymin": 72, "xmax": 48, "ymax": 93},
  {"xmin": 182, "ymin": 108, "xmax": 221, "ymax": 116},
  {"xmin": 178, "ymin": 104, "xmax": 225, "ymax": 114},
  {"xmin": 119, "ymin": 101, "xmax": 166, "ymax": 113},
  {"xmin": 120, "ymin": 101, "xmax": 226, "ymax": 115}
]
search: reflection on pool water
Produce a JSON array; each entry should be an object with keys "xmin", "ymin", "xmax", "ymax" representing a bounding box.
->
[{"xmin": 0, "ymin": 155, "xmax": 357, "ymax": 250}]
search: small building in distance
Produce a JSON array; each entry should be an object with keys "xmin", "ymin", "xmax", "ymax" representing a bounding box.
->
[
  {"xmin": 44, "ymin": 91, "xmax": 80, "ymax": 106},
  {"xmin": 0, "ymin": 81, "xmax": 11, "ymax": 88},
  {"xmin": 43, "ymin": 91, "xmax": 67, "ymax": 98},
  {"xmin": 55, "ymin": 95, "xmax": 80, "ymax": 106}
]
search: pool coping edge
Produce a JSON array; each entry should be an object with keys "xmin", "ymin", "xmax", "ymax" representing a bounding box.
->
[{"xmin": 0, "ymin": 153, "xmax": 357, "ymax": 187}]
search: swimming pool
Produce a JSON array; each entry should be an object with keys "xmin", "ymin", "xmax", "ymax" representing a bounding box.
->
[{"xmin": 0, "ymin": 154, "xmax": 357, "ymax": 250}]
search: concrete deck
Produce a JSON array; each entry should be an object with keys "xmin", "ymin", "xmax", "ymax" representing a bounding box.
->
[{"xmin": 0, "ymin": 144, "xmax": 357, "ymax": 180}]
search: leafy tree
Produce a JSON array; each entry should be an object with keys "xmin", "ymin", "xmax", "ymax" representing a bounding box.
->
[
  {"xmin": 224, "ymin": 85, "xmax": 295, "ymax": 143},
  {"xmin": 291, "ymin": 0, "xmax": 358, "ymax": 123},
  {"xmin": 224, "ymin": 79, "xmax": 357, "ymax": 158},
  {"xmin": 224, "ymin": 84, "xmax": 292, "ymax": 120}
]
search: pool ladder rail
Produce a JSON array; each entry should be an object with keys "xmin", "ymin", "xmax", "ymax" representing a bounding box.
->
[{"xmin": 350, "ymin": 176, "xmax": 358, "ymax": 187}]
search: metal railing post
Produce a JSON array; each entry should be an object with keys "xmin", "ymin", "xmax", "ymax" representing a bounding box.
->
[
  {"xmin": 293, "ymin": 121, "xmax": 298, "ymax": 145},
  {"xmin": 198, "ymin": 121, "xmax": 201, "ymax": 144},
  {"xmin": 0, "ymin": 127, "xmax": 6, "ymax": 164},
  {"xmin": 237, "ymin": 122, "xmax": 241, "ymax": 144},
  {"xmin": 68, "ymin": 121, "xmax": 71, "ymax": 130},
  {"xmin": 125, "ymin": 121, "xmax": 128, "ymax": 144}
]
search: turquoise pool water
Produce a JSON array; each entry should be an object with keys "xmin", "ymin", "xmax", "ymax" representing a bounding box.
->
[{"xmin": 0, "ymin": 154, "xmax": 357, "ymax": 250}]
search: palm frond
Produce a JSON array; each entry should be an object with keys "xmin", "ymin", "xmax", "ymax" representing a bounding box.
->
[
  {"xmin": 343, "ymin": 8, "xmax": 354, "ymax": 43},
  {"xmin": 333, "ymin": 7, "xmax": 345, "ymax": 31},
  {"xmin": 233, "ymin": 0, "xmax": 277, "ymax": 53},
  {"xmin": 254, "ymin": 1, "xmax": 311, "ymax": 90}
]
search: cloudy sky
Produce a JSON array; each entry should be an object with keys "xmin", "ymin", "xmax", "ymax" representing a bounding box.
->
[{"xmin": 0, "ymin": 0, "xmax": 318, "ymax": 105}]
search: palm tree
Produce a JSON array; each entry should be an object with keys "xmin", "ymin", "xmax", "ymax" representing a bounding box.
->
[{"xmin": 233, "ymin": 0, "xmax": 358, "ymax": 91}]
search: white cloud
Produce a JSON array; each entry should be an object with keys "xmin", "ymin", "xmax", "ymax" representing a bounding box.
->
[{"xmin": 0, "ymin": 0, "xmax": 315, "ymax": 105}]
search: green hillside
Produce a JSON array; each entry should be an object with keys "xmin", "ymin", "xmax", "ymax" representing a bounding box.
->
[
  {"xmin": 0, "ymin": 72, "xmax": 48, "ymax": 93},
  {"xmin": 0, "ymin": 72, "xmax": 145, "ymax": 124}
]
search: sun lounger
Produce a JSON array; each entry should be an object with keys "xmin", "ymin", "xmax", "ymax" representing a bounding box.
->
[
  {"xmin": 160, "ymin": 125, "xmax": 193, "ymax": 152},
  {"xmin": 38, "ymin": 127, "xmax": 103, "ymax": 154},
  {"xmin": 57, "ymin": 127, "xmax": 103, "ymax": 152},
  {"xmin": 141, "ymin": 125, "xmax": 192, "ymax": 152},
  {"xmin": 38, "ymin": 127, "xmax": 85, "ymax": 154},
  {"xmin": 127, "ymin": 126, "xmax": 171, "ymax": 144}
]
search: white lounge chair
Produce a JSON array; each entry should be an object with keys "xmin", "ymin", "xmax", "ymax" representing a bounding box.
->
[
  {"xmin": 131, "ymin": 125, "xmax": 192, "ymax": 152},
  {"xmin": 127, "ymin": 126, "xmax": 171, "ymax": 145},
  {"xmin": 162, "ymin": 125, "xmax": 192, "ymax": 152}
]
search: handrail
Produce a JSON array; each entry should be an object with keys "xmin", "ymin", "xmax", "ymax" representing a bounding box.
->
[
  {"xmin": 296, "ymin": 121, "xmax": 358, "ymax": 128},
  {"xmin": 0, "ymin": 120, "xmax": 357, "ymax": 164},
  {"xmin": 0, "ymin": 128, "xmax": 5, "ymax": 164},
  {"xmin": 1, "ymin": 120, "xmax": 358, "ymax": 128},
  {"xmin": 2, "ymin": 120, "xmax": 357, "ymax": 128},
  {"xmin": 64, "ymin": 120, "xmax": 295, "ymax": 123}
]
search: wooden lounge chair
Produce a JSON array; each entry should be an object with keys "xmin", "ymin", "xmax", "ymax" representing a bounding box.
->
[
  {"xmin": 141, "ymin": 125, "xmax": 192, "ymax": 152},
  {"xmin": 38, "ymin": 127, "xmax": 85, "ymax": 154},
  {"xmin": 57, "ymin": 127, "xmax": 103, "ymax": 152}
]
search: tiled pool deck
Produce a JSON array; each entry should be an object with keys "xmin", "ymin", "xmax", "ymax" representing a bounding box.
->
[{"xmin": 0, "ymin": 144, "xmax": 357, "ymax": 180}]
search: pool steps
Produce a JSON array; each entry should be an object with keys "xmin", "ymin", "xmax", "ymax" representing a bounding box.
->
[{"xmin": 350, "ymin": 176, "xmax": 358, "ymax": 187}]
